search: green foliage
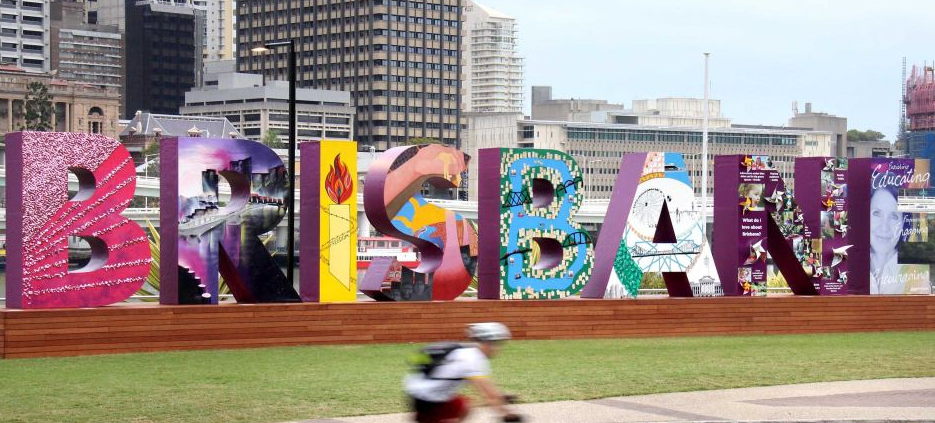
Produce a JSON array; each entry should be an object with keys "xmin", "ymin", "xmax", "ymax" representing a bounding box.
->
[
  {"xmin": 847, "ymin": 129, "xmax": 886, "ymax": 142},
  {"xmin": 263, "ymin": 129, "xmax": 286, "ymax": 149},
  {"xmin": 141, "ymin": 142, "xmax": 160, "ymax": 177},
  {"xmin": 640, "ymin": 273, "xmax": 666, "ymax": 289},
  {"xmin": 133, "ymin": 221, "xmax": 162, "ymax": 300},
  {"xmin": 0, "ymin": 332, "xmax": 933, "ymax": 423},
  {"xmin": 21, "ymin": 82, "xmax": 54, "ymax": 131}
]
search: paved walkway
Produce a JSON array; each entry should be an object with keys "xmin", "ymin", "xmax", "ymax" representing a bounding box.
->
[{"xmin": 289, "ymin": 378, "xmax": 935, "ymax": 423}]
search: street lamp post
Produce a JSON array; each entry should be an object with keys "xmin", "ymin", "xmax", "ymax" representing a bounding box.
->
[
  {"xmin": 252, "ymin": 40, "xmax": 297, "ymax": 283},
  {"xmin": 701, "ymin": 52, "xmax": 711, "ymax": 242},
  {"xmin": 573, "ymin": 155, "xmax": 605, "ymax": 201},
  {"xmin": 572, "ymin": 155, "xmax": 589, "ymax": 200}
]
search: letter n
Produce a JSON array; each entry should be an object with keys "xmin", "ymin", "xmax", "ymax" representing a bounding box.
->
[{"xmin": 714, "ymin": 154, "xmax": 850, "ymax": 296}]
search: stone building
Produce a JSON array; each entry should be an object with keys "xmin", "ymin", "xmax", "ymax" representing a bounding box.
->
[{"xmin": 0, "ymin": 65, "xmax": 121, "ymax": 138}]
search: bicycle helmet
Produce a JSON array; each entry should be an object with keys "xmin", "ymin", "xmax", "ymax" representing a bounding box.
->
[{"xmin": 467, "ymin": 322, "xmax": 511, "ymax": 342}]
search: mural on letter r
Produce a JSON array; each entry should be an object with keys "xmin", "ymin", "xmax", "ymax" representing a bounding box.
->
[{"xmin": 4, "ymin": 132, "xmax": 150, "ymax": 309}]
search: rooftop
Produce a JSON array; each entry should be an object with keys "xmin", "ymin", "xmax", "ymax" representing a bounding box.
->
[
  {"xmin": 120, "ymin": 112, "xmax": 242, "ymax": 138},
  {"xmin": 520, "ymin": 119, "xmax": 832, "ymax": 136}
]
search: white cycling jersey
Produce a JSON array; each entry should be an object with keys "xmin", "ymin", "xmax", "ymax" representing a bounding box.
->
[{"xmin": 404, "ymin": 345, "xmax": 490, "ymax": 403}]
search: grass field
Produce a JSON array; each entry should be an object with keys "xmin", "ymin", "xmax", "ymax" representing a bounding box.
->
[{"xmin": 1, "ymin": 331, "xmax": 934, "ymax": 423}]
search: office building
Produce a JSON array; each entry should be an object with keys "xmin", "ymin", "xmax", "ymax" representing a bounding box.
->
[
  {"xmin": 237, "ymin": 0, "xmax": 465, "ymax": 150},
  {"xmin": 50, "ymin": 1, "xmax": 123, "ymax": 90},
  {"xmin": 787, "ymin": 102, "xmax": 848, "ymax": 157},
  {"xmin": 86, "ymin": 0, "xmax": 126, "ymax": 28},
  {"xmin": 0, "ymin": 0, "xmax": 49, "ymax": 71},
  {"xmin": 89, "ymin": 0, "xmax": 229, "ymax": 62},
  {"xmin": 0, "ymin": 65, "xmax": 122, "ymax": 138},
  {"xmin": 464, "ymin": 114, "xmax": 833, "ymax": 201},
  {"xmin": 577, "ymin": 98, "xmax": 730, "ymax": 128},
  {"xmin": 191, "ymin": 0, "xmax": 235, "ymax": 61},
  {"xmin": 847, "ymin": 139, "xmax": 895, "ymax": 158},
  {"xmin": 124, "ymin": 0, "xmax": 201, "ymax": 117},
  {"xmin": 531, "ymin": 85, "xmax": 625, "ymax": 121},
  {"xmin": 181, "ymin": 70, "xmax": 355, "ymax": 145},
  {"xmin": 461, "ymin": 0, "xmax": 523, "ymax": 113}
]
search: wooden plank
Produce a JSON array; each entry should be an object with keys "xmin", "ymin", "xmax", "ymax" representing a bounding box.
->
[
  {"xmin": 2, "ymin": 296, "xmax": 934, "ymax": 359},
  {"xmin": 0, "ymin": 311, "xmax": 5, "ymax": 359}
]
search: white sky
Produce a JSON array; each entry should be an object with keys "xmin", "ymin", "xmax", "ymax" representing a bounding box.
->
[{"xmin": 477, "ymin": 0, "xmax": 935, "ymax": 139}]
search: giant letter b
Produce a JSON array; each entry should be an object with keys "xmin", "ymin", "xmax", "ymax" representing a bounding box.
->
[{"xmin": 5, "ymin": 132, "xmax": 150, "ymax": 308}]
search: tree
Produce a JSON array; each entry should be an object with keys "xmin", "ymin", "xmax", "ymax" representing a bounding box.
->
[
  {"xmin": 847, "ymin": 129, "xmax": 886, "ymax": 142},
  {"xmin": 263, "ymin": 129, "xmax": 286, "ymax": 149},
  {"xmin": 141, "ymin": 141, "xmax": 160, "ymax": 178},
  {"xmin": 21, "ymin": 82, "xmax": 54, "ymax": 131}
]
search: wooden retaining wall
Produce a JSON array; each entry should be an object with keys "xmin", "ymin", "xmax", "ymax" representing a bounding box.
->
[{"xmin": 1, "ymin": 295, "xmax": 934, "ymax": 359}]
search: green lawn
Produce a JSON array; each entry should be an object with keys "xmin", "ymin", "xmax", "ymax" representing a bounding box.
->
[{"xmin": 1, "ymin": 331, "xmax": 934, "ymax": 423}]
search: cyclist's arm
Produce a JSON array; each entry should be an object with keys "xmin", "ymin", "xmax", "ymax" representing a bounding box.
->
[{"xmin": 467, "ymin": 376, "xmax": 511, "ymax": 416}]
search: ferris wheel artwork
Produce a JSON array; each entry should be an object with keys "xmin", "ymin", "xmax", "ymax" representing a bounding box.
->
[{"xmin": 606, "ymin": 152, "xmax": 720, "ymax": 298}]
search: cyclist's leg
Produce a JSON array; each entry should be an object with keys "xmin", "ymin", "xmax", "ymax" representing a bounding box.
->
[
  {"xmin": 439, "ymin": 395, "xmax": 470, "ymax": 423},
  {"xmin": 412, "ymin": 395, "xmax": 470, "ymax": 423}
]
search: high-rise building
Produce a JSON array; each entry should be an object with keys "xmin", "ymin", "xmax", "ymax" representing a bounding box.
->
[
  {"xmin": 192, "ymin": 0, "xmax": 235, "ymax": 61},
  {"xmin": 90, "ymin": 0, "xmax": 230, "ymax": 62},
  {"xmin": 50, "ymin": 1, "xmax": 123, "ymax": 91},
  {"xmin": 237, "ymin": 0, "xmax": 465, "ymax": 150},
  {"xmin": 86, "ymin": 0, "xmax": 126, "ymax": 29},
  {"xmin": 124, "ymin": 0, "xmax": 201, "ymax": 118},
  {"xmin": 0, "ymin": 0, "xmax": 50, "ymax": 71},
  {"xmin": 461, "ymin": 1, "xmax": 523, "ymax": 113}
]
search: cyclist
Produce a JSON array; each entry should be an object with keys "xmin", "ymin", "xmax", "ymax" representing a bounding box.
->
[{"xmin": 404, "ymin": 322, "xmax": 522, "ymax": 423}]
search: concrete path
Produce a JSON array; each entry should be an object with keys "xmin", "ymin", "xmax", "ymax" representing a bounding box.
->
[{"xmin": 288, "ymin": 378, "xmax": 935, "ymax": 423}]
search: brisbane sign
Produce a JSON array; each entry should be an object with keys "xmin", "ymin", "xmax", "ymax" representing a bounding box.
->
[{"xmin": 4, "ymin": 132, "xmax": 934, "ymax": 309}]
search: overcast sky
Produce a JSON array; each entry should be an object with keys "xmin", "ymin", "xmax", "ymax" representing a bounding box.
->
[{"xmin": 477, "ymin": 0, "xmax": 935, "ymax": 140}]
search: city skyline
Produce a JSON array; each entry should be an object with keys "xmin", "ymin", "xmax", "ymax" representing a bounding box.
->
[{"xmin": 477, "ymin": 0, "xmax": 935, "ymax": 140}]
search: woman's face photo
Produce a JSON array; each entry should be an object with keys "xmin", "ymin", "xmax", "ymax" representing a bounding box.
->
[{"xmin": 870, "ymin": 189, "xmax": 902, "ymax": 255}]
